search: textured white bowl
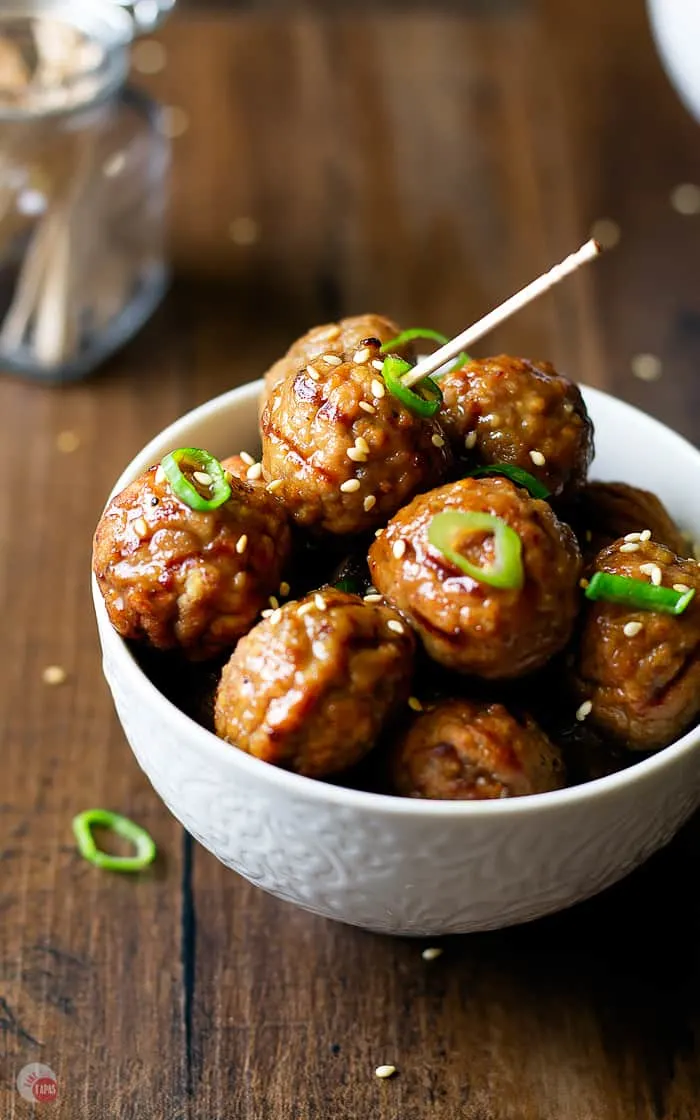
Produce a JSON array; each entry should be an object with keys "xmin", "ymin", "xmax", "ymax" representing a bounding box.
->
[
  {"xmin": 648, "ymin": 0, "xmax": 700, "ymax": 123},
  {"xmin": 93, "ymin": 382, "xmax": 700, "ymax": 935}
]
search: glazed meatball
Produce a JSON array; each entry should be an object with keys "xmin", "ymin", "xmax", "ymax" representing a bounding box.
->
[
  {"xmin": 392, "ymin": 699, "xmax": 564, "ymax": 799},
  {"xmin": 368, "ymin": 476, "xmax": 581, "ymax": 678},
  {"xmin": 215, "ymin": 587, "xmax": 415, "ymax": 777},
  {"xmin": 261, "ymin": 342, "xmax": 451, "ymax": 535},
  {"xmin": 93, "ymin": 463, "xmax": 291, "ymax": 660},
  {"xmin": 571, "ymin": 481, "xmax": 687, "ymax": 566},
  {"xmin": 262, "ymin": 313, "xmax": 411, "ymax": 408},
  {"xmin": 572, "ymin": 538, "xmax": 700, "ymax": 750},
  {"xmin": 438, "ymin": 355, "xmax": 594, "ymax": 498}
]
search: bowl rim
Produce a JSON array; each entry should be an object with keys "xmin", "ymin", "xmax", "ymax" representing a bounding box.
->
[{"xmin": 93, "ymin": 379, "xmax": 700, "ymax": 819}]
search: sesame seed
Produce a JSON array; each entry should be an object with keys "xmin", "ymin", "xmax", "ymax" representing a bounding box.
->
[
  {"xmin": 268, "ymin": 596, "xmax": 280, "ymax": 609},
  {"xmin": 267, "ymin": 479, "xmax": 283, "ymax": 493},
  {"xmin": 392, "ymin": 540, "xmax": 406, "ymax": 560},
  {"xmin": 375, "ymin": 528, "xmax": 384, "ymax": 538},
  {"xmin": 340, "ymin": 479, "xmax": 361, "ymax": 493},
  {"xmin": 631, "ymin": 353, "xmax": 662, "ymax": 382},
  {"xmin": 246, "ymin": 462, "xmax": 263, "ymax": 481},
  {"xmin": 579, "ymin": 578, "xmax": 589, "ymax": 589},
  {"xmin": 465, "ymin": 431, "xmax": 477, "ymax": 450},
  {"xmin": 280, "ymin": 582, "xmax": 290, "ymax": 597},
  {"xmin": 305, "ymin": 366, "xmax": 320, "ymax": 381},
  {"xmin": 364, "ymin": 593, "xmax": 383, "ymax": 603},
  {"xmin": 56, "ymin": 430, "xmax": 80, "ymax": 453},
  {"xmin": 236, "ymin": 534, "xmax": 248, "ymax": 554},
  {"xmin": 387, "ymin": 620, "xmax": 404, "ymax": 635},
  {"xmin": 620, "ymin": 542, "xmax": 640, "ymax": 553},
  {"xmin": 431, "ymin": 434, "xmax": 445, "ymax": 448},
  {"xmin": 193, "ymin": 470, "xmax": 212, "ymax": 486},
  {"xmin": 371, "ymin": 379, "xmax": 385, "ymax": 398},
  {"xmin": 261, "ymin": 609, "xmax": 273, "ymax": 618},
  {"xmin": 234, "ymin": 571, "xmax": 247, "ymax": 589},
  {"xmin": 408, "ymin": 697, "xmax": 423, "ymax": 712},
  {"xmin": 239, "ymin": 451, "xmax": 255, "ymax": 466},
  {"xmin": 673, "ymin": 583, "xmax": 691, "ymax": 594},
  {"xmin": 133, "ymin": 517, "xmax": 148, "ymax": 539},
  {"xmin": 375, "ymin": 1066, "xmax": 397, "ymax": 1080},
  {"xmin": 354, "ymin": 348, "xmax": 371, "ymax": 364},
  {"xmin": 639, "ymin": 529, "xmax": 651, "ymax": 542},
  {"xmin": 364, "ymin": 495, "xmax": 377, "ymax": 512},
  {"xmin": 624, "ymin": 532, "xmax": 642, "ymax": 542},
  {"xmin": 312, "ymin": 641, "xmax": 327, "ymax": 659},
  {"xmin": 323, "ymin": 354, "xmax": 342, "ymax": 366},
  {"xmin": 359, "ymin": 401, "xmax": 376, "ymax": 414},
  {"xmin": 314, "ymin": 594, "xmax": 327, "ymax": 611},
  {"xmin": 640, "ymin": 562, "xmax": 662, "ymax": 586},
  {"xmin": 576, "ymin": 700, "xmax": 593, "ymax": 722},
  {"xmin": 371, "ymin": 359, "xmax": 384, "ymax": 372},
  {"xmin": 297, "ymin": 602, "xmax": 314, "ymax": 617},
  {"xmin": 355, "ymin": 436, "xmax": 370, "ymax": 455},
  {"xmin": 269, "ymin": 609, "xmax": 282, "ymax": 625},
  {"xmin": 42, "ymin": 665, "xmax": 67, "ymax": 686},
  {"xmin": 529, "ymin": 450, "xmax": 546, "ymax": 467},
  {"xmin": 347, "ymin": 447, "xmax": 368, "ymax": 462},
  {"xmin": 155, "ymin": 465, "xmax": 166, "ymax": 485},
  {"xmin": 623, "ymin": 621, "xmax": 644, "ymax": 637},
  {"xmin": 421, "ymin": 946, "xmax": 443, "ymax": 961}
]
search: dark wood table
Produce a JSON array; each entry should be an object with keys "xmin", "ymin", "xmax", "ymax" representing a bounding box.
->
[{"xmin": 3, "ymin": 2, "xmax": 700, "ymax": 1116}]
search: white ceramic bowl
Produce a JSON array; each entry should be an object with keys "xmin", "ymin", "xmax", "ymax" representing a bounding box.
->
[
  {"xmin": 648, "ymin": 0, "xmax": 700, "ymax": 123},
  {"xmin": 93, "ymin": 382, "xmax": 700, "ymax": 935}
]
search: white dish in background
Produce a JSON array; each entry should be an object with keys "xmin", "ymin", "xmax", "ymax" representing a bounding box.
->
[
  {"xmin": 648, "ymin": 0, "xmax": 700, "ymax": 123},
  {"xmin": 92, "ymin": 381, "xmax": 700, "ymax": 936}
]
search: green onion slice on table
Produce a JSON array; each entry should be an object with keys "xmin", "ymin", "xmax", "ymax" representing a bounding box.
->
[
  {"xmin": 427, "ymin": 510, "xmax": 524, "ymax": 590},
  {"xmin": 464, "ymin": 464, "xmax": 550, "ymax": 500},
  {"xmin": 160, "ymin": 448, "xmax": 232, "ymax": 512},
  {"xmin": 585, "ymin": 572, "xmax": 695, "ymax": 615},
  {"xmin": 381, "ymin": 356, "xmax": 443, "ymax": 418},
  {"xmin": 72, "ymin": 810, "xmax": 157, "ymax": 873}
]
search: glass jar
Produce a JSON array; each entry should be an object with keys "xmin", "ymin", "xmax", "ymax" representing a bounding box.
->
[{"xmin": 0, "ymin": 0, "xmax": 171, "ymax": 383}]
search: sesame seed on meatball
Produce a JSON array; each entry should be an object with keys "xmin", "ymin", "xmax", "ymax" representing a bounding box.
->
[
  {"xmin": 391, "ymin": 698, "xmax": 565, "ymax": 799},
  {"xmin": 215, "ymin": 587, "xmax": 415, "ymax": 777},
  {"xmin": 571, "ymin": 538, "xmax": 700, "ymax": 751},
  {"xmin": 368, "ymin": 476, "xmax": 582, "ymax": 679},
  {"xmin": 439, "ymin": 355, "xmax": 594, "ymax": 498},
  {"xmin": 93, "ymin": 463, "xmax": 291, "ymax": 660}
]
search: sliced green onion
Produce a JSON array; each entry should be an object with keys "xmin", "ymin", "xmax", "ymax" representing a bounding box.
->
[
  {"xmin": 464, "ymin": 464, "xmax": 550, "ymax": 500},
  {"xmin": 585, "ymin": 571, "xmax": 696, "ymax": 615},
  {"xmin": 382, "ymin": 355, "xmax": 443, "ymax": 418},
  {"xmin": 428, "ymin": 510, "xmax": 524, "ymax": 590},
  {"xmin": 335, "ymin": 577, "xmax": 361, "ymax": 594},
  {"xmin": 72, "ymin": 810, "xmax": 156, "ymax": 873},
  {"xmin": 380, "ymin": 329, "xmax": 469, "ymax": 379},
  {"xmin": 160, "ymin": 448, "xmax": 232, "ymax": 512},
  {"xmin": 380, "ymin": 328, "xmax": 449, "ymax": 352}
]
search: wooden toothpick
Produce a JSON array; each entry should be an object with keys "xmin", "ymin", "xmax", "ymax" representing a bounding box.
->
[{"xmin": 401, "ymin": 238, "xmax": 603, "ymax": 389}]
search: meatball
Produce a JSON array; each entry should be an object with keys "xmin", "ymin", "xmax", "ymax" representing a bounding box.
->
[
  {"xmin": 438, "ymin": 355, "xmax": 594, "ymax": 498},
  {"xmin": 261, "ymin": 341, "xmax": 451, "ymax": 535},
  {"xmin": 93, "ymin": 463, "xmax": 291, "ymax": 660},
  {"xmin": 262, "ymin": 313, "xmax": 411, "ymax": 408},
  {"xmin": 368, "ymin": 476, "xmax": 581, "ymax": 678},
  {"xmin": 215, "ymin": 587, "xmax": 415, "ymax": 777},
  {"xmin": 392, "ymin": 699, "xmax": 564, "ymax": 799},
  {"xmin": 572, "ymin": 538, "xmax": 700, "ymax": 751},
  {"xmin": 570, "ymin": 481, "xmax": 687, "ymax": 566}
]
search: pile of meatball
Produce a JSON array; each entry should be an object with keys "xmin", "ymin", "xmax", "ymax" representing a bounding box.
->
[{"xmin": 93, "ymin": 314, "xmax": 700, "ymax": 800}]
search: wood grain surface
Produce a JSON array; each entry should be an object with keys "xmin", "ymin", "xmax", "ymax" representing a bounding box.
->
[{"xmin": 2, "ymin": 1, "xmax": 700, "ymax": 1117}]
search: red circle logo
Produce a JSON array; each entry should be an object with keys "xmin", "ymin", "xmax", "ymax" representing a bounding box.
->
[{"xmin": 16, "ymin": 1064, "xmax": 58, "ymax": 1104}]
